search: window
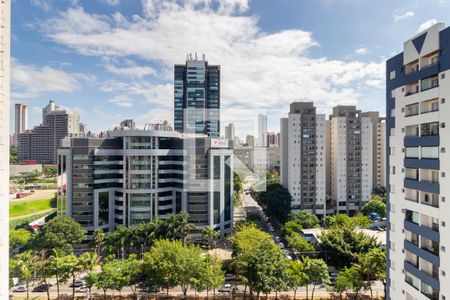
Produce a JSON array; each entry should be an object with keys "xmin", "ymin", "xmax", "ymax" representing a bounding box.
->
[
  {"xmin": 421, "ymin": 147, "xmax": 439, "ymax": 159},
  {"xmin": 390, "ymin": 70, "xmax": 396, "ymax": 79},
  {"xmin": 405, "ymin": 125, "xmax": 419, "ymax": 137},
  {"xmin": 405, "ymin": 103, "xmax": 419, "ymax": 117},
  {"xmin": 421, "ymin": 122, "xmax": 439, "ymax": 136},
  {"xmin": 405, "ymin": 147, "xmax": 419, "ymax": 159}
]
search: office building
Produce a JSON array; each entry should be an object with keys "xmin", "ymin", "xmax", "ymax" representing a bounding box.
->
[
  {"xmin": 280, "ymin": 102, "xmax": 328, "ymax": 219},
  {"xmin": 57, "ymin": 125, "xmax": 234, "ymax": 238},
  {"xmin": 14, "ymin": 104, "xmax": 27, "ymax": 146},
  {"xmin": 246, "ymin": 135, "xmax": 255, "ymax": 147},
  {"xmin": 266, "ymin": 145, "xmax": 280, "ymax": 169},
  {"xmin": 330, "ymin": 105, "xmax": 372, "ymax": 216},
  {"xmin": 225, "ymin": 123, "xmax": 235, "ymax": 141},
  {"xmin": 257, "ymin": 114, "xmax": 267, "ymax": 147},
  {"xmin": 174, "ymin": 54, "xmax": 220, "ymax": 137},
  {"xmin": 387, "ymin": 22, "xmax": 450, "ymax": 300},
  {"xmin": 0, "ymin": 1, "xmax": 10, "ymax": 296},
  {"xmin": 120, "ymin": 119, "xmax": 136, "ymax": 130},
  {"xmin": 266, "ymin": 132, "xmax": 279, "ymax": 147},
  {"xmin": 18, "ymin": 100, "xmax": 81, "ymax": 164},
  {"xmin": 362, "ymin": 112, "xmax": 386, "ymax": 189}
]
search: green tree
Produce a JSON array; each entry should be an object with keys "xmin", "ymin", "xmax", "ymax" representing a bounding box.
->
[
  {"xmin": 96, "ymin": 261, "xmax": 116, "ymax": 299},
  {"xmin": 332, "ymin": 268, "xmax": 352, "ymax": 300},
  {"xmin": 289, "ymin": 211, "xmax": 320, "ymax": 229},
  {"xmin": 257, "ymin": 183, "xmax": 291, "ymax": 222},
  {"xmin": 362, "ymin": 199, "xmax": 386, "ymax": 218},
  {"xmin": 336, "ymin": 266, "xmax": 366, "ymax": 299},
  {"xmin": 325, "ymin": 214, "xmax": 371, "ymax": 229},
  {"xmin": 10, "ymin": 145, "xmax": 18, "ymax": 164},
  {"xmin": 286, "ymin": 260, "xmax": 308, "ymax": 300},
  {"xmin": 48, "ymin": 249, "xmax": 71, "ymax": 297},
  {"xmin": 202, "ymin": 227, "xmax": 220, "ymax": 249},
  {"xmin": 34, "ymin": 251, "xmax": 52, "ymax": 300},
  {"xmin": 303, "ymin": 258, "xmax": 330, "ymax": 300},
  {"xmin": 9, "ymin": 229, "xmax": 32, "ymax": 254},
  {"xmin": 319, "ymin": 226, "xmax": 380, "ymax": 269},
  {"xmin": 79, "ymin": 252, "xmax": 99, "ymax": 298},
  {"xmin": 36, "ymin": 215, "xmax": 86, "ymax": 251},
  {"xmin": 204, "ymin": 255, "xmax": 225, "ymax": 298},
  {"xmin": 280, "ymin": 221, "xmax": 303, "ymax": 239},
  {"xmin": 175, "ymin": 211, "xmax": 195, "ymax": 246},
  {"xmin": 358, "ymin": 248, "xmax": 387, "ymax": 298},
  {"xmin": 10, "ymin": 250, "xmax": 37, "ymax": 300},
  {"xmin": 59, "ymin": 254, "xmax": 82, "ymax": 298},
  {"xmin": 92, "ymin": 228, "xmax": 105, "ymax": 256},
  {"xmin": 286, "ymin": 233, "xmax": 315, "ymax": 253},
  {"xmin": 143, "ymin": 239, "xmax": 205, "ymax": 297},
  {"xmin": 42, "ymin": 166, "xmax": 57, "ymax": 177}
]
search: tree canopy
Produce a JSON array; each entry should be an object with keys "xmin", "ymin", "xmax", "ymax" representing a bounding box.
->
[
  {"xmin": 362, "ymin": 199, "xmax": 386, "ymax": 218},
  {"xmin": 289, "ymin": 211, "xmax": 320, "ymax": 229}
]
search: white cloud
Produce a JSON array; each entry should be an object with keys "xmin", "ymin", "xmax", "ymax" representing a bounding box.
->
[
  {"xmin": 30, "ymin": 0, "xmax": 51, "ymax": 12},
  {"xmin": 417, "ymin": 19, "xmax": 438, "ymax": 33},
  {"xmin": 40, "ymin": 0, "xmax": 385, "ymax": 118},
  {"xmin": 135, "ymin": 107, "xmax": 173, "ymax": 128},
  {"xmin": 354, "ymin": 47, "xmax": 367, "ymax": 55},
  {"xmin": 109, "ymin": 95, "xmax": 134, "ymax": 107},
  {"xmin": 11, "ymin": 59, "xmax": 79, "ymax": 99},
  {"xmin": 393, "ymin": 11, "xmax": 414, "ymax": 22},
  {"xmin": 101, "ymin": 0, "xmax": 120, "ymax": 5},
  {"xmin": 103, "ymin": 58, "xmax": 156, "ymax": 78}
]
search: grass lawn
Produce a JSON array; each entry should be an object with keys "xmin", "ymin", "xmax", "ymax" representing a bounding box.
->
[
  {"xmin": 10, "ymin": 194, "xmax": 56, "ymax": 218},
  {"xmin": 9, "ymin": 210, "xmax": 54, "ymax": 230}
]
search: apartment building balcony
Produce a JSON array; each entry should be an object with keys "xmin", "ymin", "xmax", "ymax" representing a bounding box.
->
[
  {"xmin": 404, "ymin": 158, "xmax": 439, "ymax": 170},
  {"xmin": 404, "ymin": 220, "xmax": 440, "ymax": 243},
  {"xmin": 404, "ymin": 262, "xmax": 440, "ymax": 298},
  {"xmin": 404, "ymin": 135, "xmax": 439, "ymax": 147},
  {"xmin": 421, "ymin": 76, "xmax": 439, "ymax": 92},
  {"xmin": 404, "ymin": 240, "xmax": 440, "ymax": 267},
  {"xmin": 404, "ymin": 178, "xmax": 439, "ymax": 194}
]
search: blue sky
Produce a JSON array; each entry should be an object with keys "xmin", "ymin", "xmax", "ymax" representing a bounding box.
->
[{"xmin": 10, "ymin": 0, "xmax": 450, "ymax": 138}]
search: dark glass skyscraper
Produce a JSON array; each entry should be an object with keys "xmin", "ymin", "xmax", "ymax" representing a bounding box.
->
[{"xmin": 174, "ymin": 54, "xmax": 220, "ymax": 137}]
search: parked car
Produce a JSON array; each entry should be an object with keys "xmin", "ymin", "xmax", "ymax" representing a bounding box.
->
[
  {"xmin": 274, "ymin": 236, "xmax": 280, "ymax": 242},
  {"xmin": 218, "ymin": 283, "xmax": 233, "ymax": 293},
  {"xmin": 329, "ymin": 272, "xmax": 339, "ymax": 284},
  {"xmin": 75, "ymin": 286, "xmax": 88, "ymax": 293},
  {"xmin": 278, "ymin": 242, "xmax": 285, "ymax": 249},
  {"xmin": 225, "ymin": 273, "xmax": 235, "ymax": 281},
  {"xmin": 12, "ymin": 284, "xmax": 27, "ymax": 292},
  {"xmin": 69, "ymin": 280, "xmax": 85, "ymax": 288},
  {"xmin": 33, "ymin": 283, "xmax": 51, "ymax": 292},
  {"xmin": 269, "ymin": 226, "xmax": 275, "ymax": 232}
]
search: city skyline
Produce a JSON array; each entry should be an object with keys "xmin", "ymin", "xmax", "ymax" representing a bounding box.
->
[{"xmin": 10, "ymin": 0, "xmax": 450, "ymax": 138}]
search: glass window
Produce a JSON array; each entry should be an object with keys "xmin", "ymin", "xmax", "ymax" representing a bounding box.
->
[
  {"xmin": 421, "ymin": 147, "xmax": 439, "ymax": 159},
  {"xmin": 405, "ymin": 147, "xmax": 419, "ymax": 159}
]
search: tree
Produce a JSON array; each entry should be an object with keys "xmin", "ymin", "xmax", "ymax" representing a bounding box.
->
[
  {"xmin": 123, "ymin": 254, "xmax": 143, "ymax": 298},
  {"xmin": 286, "ymin": 260, "xmax": 308, "ymax": 300},
  {"xmin": 79, "ymin": 252, "xmax": 99, "ymax": 298},
  {"xmin": 286, "ymin": 233, "xmax": 315, "ymax": 253},
  {"xmin": 42, "ymin": 166, "xmax": 57, "ymax": 177},
  {"xmin": 96, "ymin": 261, "xmax": 116, "ymax": 299},
  {"xmin": 174, "ymin": 211, "xmax": 195, "ymax": 246},
  {"xmin": 289, "ymin": 211, "xmax": 320, "ymax": 229},
  {"xmin": 319, "ymin": 226, "xmax": 380, "ymax": 269},
  {"xmin": 203, "ymin": 255, "xmax": 225, "ymax": 298},
  {"xmin": 9, "ymin": 229, "xmax": 32, "ymax": 254},
  {"xmin": 335, "ymin": 266, "xmax": 366, "ymax": 299},
  {"xmin": 36, "ymin": 215, "xmax": 86, "ymax": 251},
  {"xmin": 358, "ymin": 248, "xmax": 386, "ymax": 298},
  {"xmin": 143, "ymin": 239, "xmax": 205, "ymax": 297},
  {"xmin": 92, "ymin": 228, "xmax": 105, "ymax": 256},
  {"xmin": 362, "ymin": 199, "xmax": 386, "ymax": 218},
  {"xmin": 303, "ymin": 258, "xmax": 330, "ymax": 300},
  {"xmin": 48, "ymin": 249, "xmax": 71, "ymax": 297},
  {"xmin": 99, "ymin": 256, "xmax": 140, "ymax": 297},
  {"xmin": 10, "ymin": 250, "xmax": 37, "ymax": 300},
  {"xmin": 58, "ymin": 254, "xmax": 82, "ymax": 298},
  {"xmin": 202, "ymin": 227, "xmax": 220, "ymax": 249},
  {"xmin": 280, "ymin": 221, "xmax": 303, "ymax": 239},
  {"xmin": 10, "ymin": 145, "xmax": 18, "ymax": 164},
  {"xmin": 34, "ymin": 251, "xmax": 52, "ymax": 300},
  {"xmin": 256, "ymin": 182, "xmax": 291, "ymax": 222}
]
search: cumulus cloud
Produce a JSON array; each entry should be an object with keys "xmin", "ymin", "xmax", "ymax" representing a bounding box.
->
[
  {"xmin": 103, "ymin": 58, "xmax": 156, "ymax": 78},
  {"xmin": 354, "ymin": 47, "xmax": 367, "ymax": 55},
  {"xmin": 417, "ymin": 19, "xmax": 438, "ymax": 33},
  {"xmin": 109, "ymin": 95, "xmax": 134, "ymax": 107},
  {"xmin": 39, "ymin": 0, "xmax": 385, "ymax": 119},
  {"xmin": 12, "ymin": 59, "xmax": 79, "ymax": 99},
  {"xmin": 393, "ymin": 11, "xmax": 414, "ymax": 22}
]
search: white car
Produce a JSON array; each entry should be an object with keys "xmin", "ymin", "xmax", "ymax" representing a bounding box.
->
[
  {"xmin": 12, "ymin": 284, "xmax": 27, "ymax": 292},
  {"xmin": 278, "ymin": 242, "xmax": 285, "ymax": 249},
  {"xmin": 269, "ymin": 226, "xmax": 275, "ymax": 232},
  {"xmin": 75, "ymin": 286, "xmax": 88, "ymax": 293}
]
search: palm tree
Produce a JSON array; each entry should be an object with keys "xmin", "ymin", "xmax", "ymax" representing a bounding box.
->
[
  {"xmin": 165, "ymin": 213, "xmax": 178, "ymax": 239},
  {"xmin": 12, "ymin": 250, "xmax": 37, "ymax": 300},
  {"xmin": 115, "ymin": 226, "xmax": 131, "ymax": 258},
  {"xmin": 93, "ymin": 228, "xmax": 105, "ymax": 256},
  {"xmin": 175, "ymin": 212, "xmax": 196, "ymax": 246},
  {"xmin": 79, "ymin": 252, "xmax": 99, "ymax": 299},
  {"xmin": 202, "ymin": 227, "xmax": 220, "ymax": 249}
]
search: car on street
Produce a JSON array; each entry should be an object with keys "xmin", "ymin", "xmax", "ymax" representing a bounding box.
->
[
  {"xmin": 274, "ymin": 236, "xmax": 280, "ymax": 242},
  {"xmin": 278, "ymin": 242, "xmax": 285, "ymax": 249},
  {"xmin": 12, "ymin": 284, "xmax": 27, "ymax": 292},
  {"xmin": 225, "ymin": 273, "xmax": 235, "ymax": 281},
  {"xmin": 218, "ymin": 283, "xmax": 233, "ymax": 293},
  {"xmin": 75, "ymin": 286, "xmax": 88, "ymax": 293},
  {"xmin": 329, "ymin": 272, "xmax": 339, "ymax": 284},
  {"xmin": 33, "ymin": 283, "xmax": 51, "ymax": 292},
  {"xmin": 269, "ymin": 226, "xmax": 274, "ymax": 232},
  {"xmin": 69, "ymin": 280, "xmax": 85, "ymax": 287}
]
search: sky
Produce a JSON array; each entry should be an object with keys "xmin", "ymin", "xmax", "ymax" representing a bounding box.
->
[{"xmin": 10, "ymin": 0, "xmax": 450, "ymax": 139}]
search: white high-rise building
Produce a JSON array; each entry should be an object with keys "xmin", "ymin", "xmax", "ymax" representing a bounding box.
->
[
  {"xmin": 225, "ymin": 123, "xmax": 235, "ymax": 141},
  {"xmin": 257, "ymin": 114, "xmax": 267, "ymax": 147},
  {"xmin": 0, "ymin": 1, "xmax": 10, "ymax": 297},
  {"xmin": 329, "ymin": 106, "xmax": 372, "ymax": 216},
  {"xmin": 387, "ymin": 22, "xmax": 450, "ymax": 300},
  {"xmin": 14, "ymin": 104, "xmax": 27, "ymax": 146},
  {"xmin": 280, "ymin": 102, "xmax": 328, "ymax": 219}
]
